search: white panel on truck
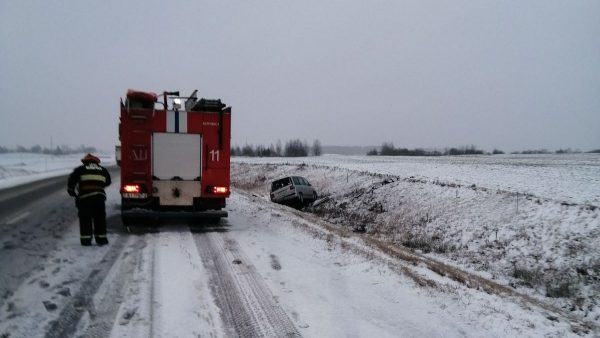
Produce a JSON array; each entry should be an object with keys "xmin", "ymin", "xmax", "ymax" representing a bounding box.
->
[{"xmin": 152, "ymin": 132, "xmax": 201, "ymax": 180}]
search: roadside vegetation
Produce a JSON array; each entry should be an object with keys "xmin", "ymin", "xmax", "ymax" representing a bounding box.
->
[
  {"xmin": 231, "ymin": 139, "xmax": 322, "ymax": 157},
  {"xmin": 0, "ymin": 144, "xmax": 97, "ymax": 155},
  {"xmin": 366, "ymin": 143, "xmax": 596, "ymax": 156},
  {"xmin": 367, "ymin": 143, "xmax": 484, "ymax": 156}
]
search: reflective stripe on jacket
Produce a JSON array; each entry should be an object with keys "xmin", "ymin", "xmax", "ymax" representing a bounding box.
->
[{"xmin": 67, "ymin": 163, "xmax": 111, "ymax": 200}]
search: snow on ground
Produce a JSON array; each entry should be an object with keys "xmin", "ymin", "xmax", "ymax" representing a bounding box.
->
[
  {"xmin": 0, "ymin": 170, "xmax": 587, "ymax": 337},
  {"xmin": 231, "ymin": 154, "xmax": 600, "ymax": 327},
  {"xmin": 226, "ymin": 192, "xmax": 583, "ymax": 337},
  {"xmin": 233, "ymin": 153, "xmax": 600, "ymax": 206},
  {"xmin": 0, "ymin": 209, "xmax": 116, "ymax": 337},
  {"xmin": 1, "ymin": 152, "xmax": 598, "ymax": 336},
  {"xmin": 0, "ymin": 179, "xmax": 226, "ymax": 338},
  {"xmin": 0, "ymin": 153, "xmax": 116, "ymax": 190},
  {"xmin": 149, "ymin": 228, "xmax": 224, "ymax": 337}
]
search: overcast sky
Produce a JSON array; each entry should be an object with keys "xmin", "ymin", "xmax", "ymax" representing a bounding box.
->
[{"xmin": 1, "ymin": 1, "xmax": 599, "ymax": 152}]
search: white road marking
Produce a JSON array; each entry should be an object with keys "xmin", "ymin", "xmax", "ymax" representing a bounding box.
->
[{"xmin": 5, "ymin": 211, "xmax": 31, "ymax": 225}]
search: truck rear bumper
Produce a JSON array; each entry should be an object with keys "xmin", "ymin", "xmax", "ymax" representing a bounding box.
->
[{"xmin": 122, "ymin": 209, "xmax": 227, "ymax": 219}]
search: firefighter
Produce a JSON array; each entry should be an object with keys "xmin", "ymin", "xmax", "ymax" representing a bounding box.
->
[{"xmin": 67, "ymin": 154, "xmax": 112, "ymax": 246}]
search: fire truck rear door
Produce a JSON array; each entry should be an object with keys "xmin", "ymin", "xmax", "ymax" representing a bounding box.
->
[{"xmin": 152, "ymin": 132, "xmax": 202, "ymax": 206}]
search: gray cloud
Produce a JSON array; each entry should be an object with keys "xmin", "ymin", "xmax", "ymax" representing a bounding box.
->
[{"xmin": 1, "ymin": 0, "xmax": 598, "ymax": 152}]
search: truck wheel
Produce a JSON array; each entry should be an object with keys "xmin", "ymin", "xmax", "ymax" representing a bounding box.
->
[{"xmin": 122, "ymin": 215, "xmax": 135, "ymax": 231}]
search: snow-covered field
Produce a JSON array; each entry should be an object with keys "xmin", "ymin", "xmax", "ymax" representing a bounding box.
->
[
  {"xmin": 232, "ymin": 154, "xmax": 600, "ymax": 327},
  {"xmin": 233, "ymin": 153, "xmax": 600, "ymax": 206},
  {"xmin": 1, "ymin": 152, "xmax": 599, "ymax": 336},
  {"xmin": 0, "ymin": 152, "xmax": 116, "ymax": 190}
]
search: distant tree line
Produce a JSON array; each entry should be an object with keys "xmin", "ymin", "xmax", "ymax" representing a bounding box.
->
[
  {"xmin": 510, "ymin": 148, "xmax": 586, "ymax": 154},
  {"xmin": 231, "ymin": 139, "xmax": 322, "ymax": 157},
  {"xmin": 367, "ymin": 143, "xmax": 598, "ymax": 156},
  {"xmin": 367, "ymin": 143, "xmax": 484, "ymax": 156},
  {"xmin": 0, "ymin": 144, "xmax": 97, "ymax": 155}
]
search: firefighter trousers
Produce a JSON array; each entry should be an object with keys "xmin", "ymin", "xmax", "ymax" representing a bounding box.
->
[{"xmin": 76, "ymin": 195, "xmax": 108, "ymax": 245}]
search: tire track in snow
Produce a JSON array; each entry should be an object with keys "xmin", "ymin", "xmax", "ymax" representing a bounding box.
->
[
  {"xmin": 193, "ymin": 229, "xmax": 300, "ymax": 337},
  {"xmin": 149, "ymin": 227, "xmax": 223, "ymax": 338},
  {"xmin": 0, "ymin": 190, "xmax": 77, "ymax": 311},
  {"xmin": 43, "ymin": 236, "xmax": 128, "ymax": 338},
  {"xmin": 78, "ymin": 238, "xmax": 147, "ymax": 338},
  {"xmin": 149, "ymin": 236, "xmax": 157, "ymax": 338}
]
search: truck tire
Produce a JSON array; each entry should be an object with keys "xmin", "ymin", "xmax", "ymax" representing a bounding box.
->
[{"xmin": 122, "ymin": 215, "xmax": 136, "ymax": 230}]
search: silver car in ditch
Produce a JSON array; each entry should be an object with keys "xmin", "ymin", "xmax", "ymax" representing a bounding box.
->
[{"xmin": 270, "ymin": 176, "xmax": 318, "ymax": 205}]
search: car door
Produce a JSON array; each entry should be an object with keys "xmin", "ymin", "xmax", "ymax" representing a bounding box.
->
[
  {"xmin": 300, "ymin": 177, "xmax": 312, "ymax": 196},
  {"xmin": 301, "ymin": 177, "xmax": 315, "ymax": 198},
  {"xmin": 289, "ymin": 177, "xmax": 299, "ymax": 197},
  {"xmin": 273, "ymin": 178, "xmax": 292, "ymax": 202}
]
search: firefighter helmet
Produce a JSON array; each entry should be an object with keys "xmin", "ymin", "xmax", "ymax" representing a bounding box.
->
[{"xmin": 81, "ymin": 153, "xmax": 101, "ymax": 164}]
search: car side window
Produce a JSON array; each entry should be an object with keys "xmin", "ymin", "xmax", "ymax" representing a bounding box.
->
[
  {"xmin": 303, "ymin": 178, "xmax": 311, "ymax": 186},
  {"xmin": 292, "ymin": 177, "xmax": 301, "ymax": 185},
  {"xmin": 299, "ymin": 177, "xmax": 308, "ymax": 185}
]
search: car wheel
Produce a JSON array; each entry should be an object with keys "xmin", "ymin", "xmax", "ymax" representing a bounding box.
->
[
  {"xmin": 312, "ymin": 191, "xmax": 317, "ymax": 201},
  {"xmin": 298, "ymin": 192, "xmax": 304, "ymax": 205}
]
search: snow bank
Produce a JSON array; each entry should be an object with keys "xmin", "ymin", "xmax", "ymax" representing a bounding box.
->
[
  {"xmin": 227, "ymin": 192, "xmax": 585, "ymax": 337},
  {"xmin": 231, "ymin": 154, "xmax": 600, "ymax": 325},
  {"xmin": 234, "ymin": 153, "xmax": 600, "ymax": 206},
  {"xmin": 0, "ymin": 153, "xmax": 116, "ymax": 190}
]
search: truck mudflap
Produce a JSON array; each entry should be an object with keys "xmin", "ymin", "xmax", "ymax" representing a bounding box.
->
[{"xmin": 122, "ymin": 209, "xmax": 227, "ymax": 220}]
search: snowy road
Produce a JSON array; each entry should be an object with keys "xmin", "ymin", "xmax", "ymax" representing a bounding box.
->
[
  {"xmin": 0, "ymin": 173, "xmax": 592, "ymax": 337},
  {"xmin": 0, "ymin": 176, "xmax": 299, "ymax": 337},
  {"xmin": 0, "ymin": 174, "xmax": 78, "ymax": 313}
]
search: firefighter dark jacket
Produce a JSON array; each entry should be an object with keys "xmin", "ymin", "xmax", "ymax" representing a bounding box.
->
[{"xmin": 67, "ymin": 162, "xmax": 112, "ymax": 200}]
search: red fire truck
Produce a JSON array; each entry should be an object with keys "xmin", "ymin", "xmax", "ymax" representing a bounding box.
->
[{"xmin": 117, "ymin": 89, "xmax": 231, "ymax": 224}]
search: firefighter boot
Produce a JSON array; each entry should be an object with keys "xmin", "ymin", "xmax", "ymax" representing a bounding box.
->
[
  {"xmin": 96, "ymin": 235, "xmax": 109, "ymax": 246},
  {"xmin": 81, "ymin": 236, "xmax": 92, "ymax": 246}
]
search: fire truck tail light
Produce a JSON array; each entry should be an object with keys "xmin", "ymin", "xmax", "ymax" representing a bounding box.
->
[
  {"xmin": 123, "ymin": 184, "xmax": 141, "ymax": 193},
  {"xmin": 213, "ymin": 186, "xmax": 228, "ymax": 194}
]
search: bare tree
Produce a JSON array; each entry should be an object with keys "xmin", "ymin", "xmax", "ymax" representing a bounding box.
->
[
  {"xmin": 284, "ymin": 139, "xmax": 308, "ymax": 157},
  {"xmin": 275, "ymin": 140, "xmax": 282, "ymax": 157},
  {"xmin": 312, "ymin": 139, "xmax": 322, "ymax": 156}
]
